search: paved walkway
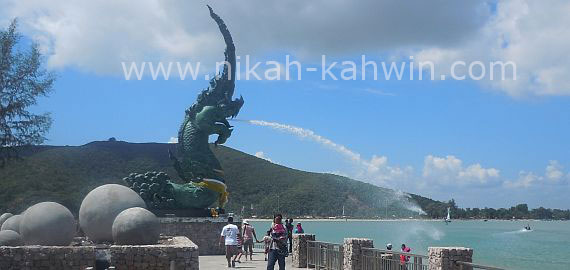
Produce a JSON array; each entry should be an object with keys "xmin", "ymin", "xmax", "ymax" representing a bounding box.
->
[{"xmin": 199, "ymin": 254, "xmax": 305, "ymax": 270}]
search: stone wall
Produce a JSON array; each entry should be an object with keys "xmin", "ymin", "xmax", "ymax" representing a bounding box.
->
[
  {"xmin": 0, "ymin": 245, "xmax": 95, "ymax": 270},
  {"xmin": 343, "ymin": 238, "xmax": 374, "ymax": 270},
  {"xmin": 0, "ymin": 236, "xmax": 199, "ymax": 270},
  {"xmin": 110, "ymin": 236, "xmax": 198, "ymax": 270},
  {"xmin": 428, "ymin": 247, "xmax": 473, "ymax": 270},
  {"xmin": 291, "ymin": 234, "xmax": 315, "ymax": 268},
  {"xmin": 159, "ymin": 217, "xmax": 239, "ymax": 255}
]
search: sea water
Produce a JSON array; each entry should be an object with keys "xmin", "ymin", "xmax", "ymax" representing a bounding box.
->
[{"xmin": 251, "ymin": 220, "xmax": 570, "ymax": 270}]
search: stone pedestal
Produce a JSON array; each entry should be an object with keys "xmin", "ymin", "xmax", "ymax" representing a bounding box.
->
[
  {"xmin": 292, "ymin": 234, "xmax": 315, "ymax": 268},
  {"xmin": 428, "ymin": 247, "xmax": 473, "ymax": 270},
  {"xmin": 158, "ymin": 216, "xmax": 240, "ymax": 255},
  {"xmin": 343, "ymin": 238, "xmax": 374, "ymax": 270}
]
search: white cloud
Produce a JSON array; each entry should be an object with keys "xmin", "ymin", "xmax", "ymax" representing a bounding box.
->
[
  {"xmin": 248, "ymin": 120, "xmax": 362, "ymax": 162},
  {"xmin": 168, "ymin": 137, "xmax": 178, "ymax": 144},
  {"xmin": 3, "ymin": 1, "xmax": 567, "ymax": 96},
  {"xmin": 503, "ymin": 171, "xmax": 540, "ymax": 189},
  {"xmin": 325, "ymin": 171, "xmax": 350, "ymax": 178},
  {"xmin": 1, "ymin": 0, "xmax": 223, "ymax": 74},
  {"xmin": 359, "ymin": 154, "xmax": 414, "ymax": 187},
  {"xmin": 254, "ymin": 151, "xmax": 272, "ymax": 162},
  {"xmin": 247, "ymin": 120, "xmax": 412, "ymax": 187},
  {"xmin": 422, "ymin": 155, "xmax": 500, "ymax": 186},
  {"xmin": 545, "ymin": 160, "xmax": 564, "ymax": 182},
  {"xmin": 460, "ymin": 164, "xmax": 500, "ymax": 181},
  {"xmin": 246, "ymin": 119, "xmax": 569, "ymax": 207},
  {"xmin": 503, "ymin": 160, "xmax": 568, "ymax": 189},
  {"xmin": 2, "ymin": 0, "xmax": 486, "ymax": 75},
  {"xmin": 414, "ymin": 0, "xmax": 570, "ymax": 96}
]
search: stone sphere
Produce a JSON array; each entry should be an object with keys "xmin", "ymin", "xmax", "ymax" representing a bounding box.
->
[
  {"xmin": 0, "ymin": 213, "xmax": 13, "ymax": 228},
  {"xmin": 79, "ymin": 184, "xmax": 147, "ymax": 243},
  {"xmin": 20, "ymin": 202, "xmax": 76, "ymax": 246},
  {"xmin": 1, "ymin": 214, "xmax": 22, "ymax": 233},
  {"xmin": 0, "ymin": 230, "xmax": 24, "ymax": 246},
  {"xmin": 112, "ymin": 207, "xmax": 159, "ymax": 245}
]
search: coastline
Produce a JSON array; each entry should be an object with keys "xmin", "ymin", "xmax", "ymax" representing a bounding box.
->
[{"xmin": 247, "ymin": 218, "xmax": 566, "ymax": 222}]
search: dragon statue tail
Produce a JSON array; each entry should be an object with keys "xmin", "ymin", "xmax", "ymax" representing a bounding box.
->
[{"xmin": 207, "ymin": 5, "xmax": 235, "ymax": 90}]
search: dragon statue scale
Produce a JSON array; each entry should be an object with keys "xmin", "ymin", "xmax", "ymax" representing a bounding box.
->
[{"xmin": 123, "ymin": 6, "xmax": 244, "ymax": 216}]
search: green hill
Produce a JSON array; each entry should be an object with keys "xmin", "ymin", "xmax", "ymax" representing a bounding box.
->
[{"xmin": 0, "ymin": 141, "xmax": 446, "ymax": 218}]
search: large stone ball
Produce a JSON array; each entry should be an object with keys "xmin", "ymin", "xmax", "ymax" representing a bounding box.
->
[
  {"xmin": 79, "ymin": 184, "xmax": 146, "ymax": 243},
  {"xmin": 0, "ymin": 230, "xmax": 24, "ymax": 246},
  {"xmin": 20, "ymin": 202, "xmax": 76, "ymax": 246},
  {"xmin": 112, "ymin": 207, "xmax": 159, "ymax": 245},
  {"xmin": 1, "ymin": 214, "xmax": 22, "ymax": 233},
  {"xmin": 0, "ymin": 213, "xmax": 13, "ymax": 228}
]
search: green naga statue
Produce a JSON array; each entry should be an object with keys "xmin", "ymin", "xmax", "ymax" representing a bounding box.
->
[{"xmin": 123, "ymin": 6, "xmax": 244, "ymax": 216}]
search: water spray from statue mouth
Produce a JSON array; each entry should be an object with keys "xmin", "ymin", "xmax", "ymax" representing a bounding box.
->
[{"xmin": 230, "ymin": 119, "xmax": 426, "ymax": 216}]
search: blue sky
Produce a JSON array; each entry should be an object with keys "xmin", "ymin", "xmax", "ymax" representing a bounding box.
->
[{"xmin": 4, "ymin": 0, "xmax": 570, "ymax": 209}]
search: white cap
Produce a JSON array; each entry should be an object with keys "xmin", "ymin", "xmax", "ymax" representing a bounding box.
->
[{"xmin": 243, "ymin": 219, "xmax": 249, "ymax": 225}]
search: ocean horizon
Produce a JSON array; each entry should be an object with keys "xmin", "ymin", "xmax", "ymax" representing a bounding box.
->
[{"xmin": 251, "ymin": 219, "xmax": 570, "ymax": 270}]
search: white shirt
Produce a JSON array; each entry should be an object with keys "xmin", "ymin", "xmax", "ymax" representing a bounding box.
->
[{"xmin": 221, "ymin": 224, "xmax": 239, "ymax": 246}]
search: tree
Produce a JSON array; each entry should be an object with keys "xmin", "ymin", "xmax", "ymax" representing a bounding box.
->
[
  {"xmin": 515, "ymin": 203, "xmax": 529, "ymax": 218},
  {"xmin": 0, "ymin": 19, "xmax": 55, "ymax": 165}
]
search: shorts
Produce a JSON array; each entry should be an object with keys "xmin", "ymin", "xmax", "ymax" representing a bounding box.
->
[
  {"xmin": 244, "ymin": 239, "xmax": 254, "ymax": 248},
  {"xmin": 226, "ymin": 245, "xmax": 237, "ymax": 257}
]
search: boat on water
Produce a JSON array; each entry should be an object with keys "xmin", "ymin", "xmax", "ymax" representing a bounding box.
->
[
  {"xmin": 524, "ymin": 224, "xmax": 532, "ymax": 231},
  {"xmin": 444, "ymin": 207, "xmax": 452, "ymax": 224}
]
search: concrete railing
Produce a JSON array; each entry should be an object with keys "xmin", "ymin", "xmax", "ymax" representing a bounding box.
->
[
  {"xmin": 291, "ymin": 234, "xmax": 505, "ymax": 270},
  {"xmin": 307, "ymin": 240, "xmax": 344, "ymax": 270},
  {"xmin": 362, "ymin": 248, "xmax": 428, "ymax": 270}
]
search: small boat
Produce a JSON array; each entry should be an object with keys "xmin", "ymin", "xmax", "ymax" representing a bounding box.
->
[
  {"xmin": 444, "ymin": 207, "xmax": 452, "ymax": 224},
  {"xmin": 524, "ymin": 224, "xmax": 531, "ymax": 231}
]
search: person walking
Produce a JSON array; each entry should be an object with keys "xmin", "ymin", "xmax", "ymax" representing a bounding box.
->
[
  {"xmin": 242, "ymin": 219, "xmax": 258, "ymax": 261},
  {"xmin": 267, "ymin": 214, "xmax": 288, "ymax": 270},
  {"xmin": 220, "ymin": 216, "xmax": 239, "ymax": 268},
  {"xmin": 232, "ymin": 234, "xmax": 244, "ymax": 264},
  {"xmin": 286, "ymin": 218, "xmax": 294, "ymax": 253},
  {"xmin": 259, "ymin": 230, "xmax": 272, "ymax": 261}
]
